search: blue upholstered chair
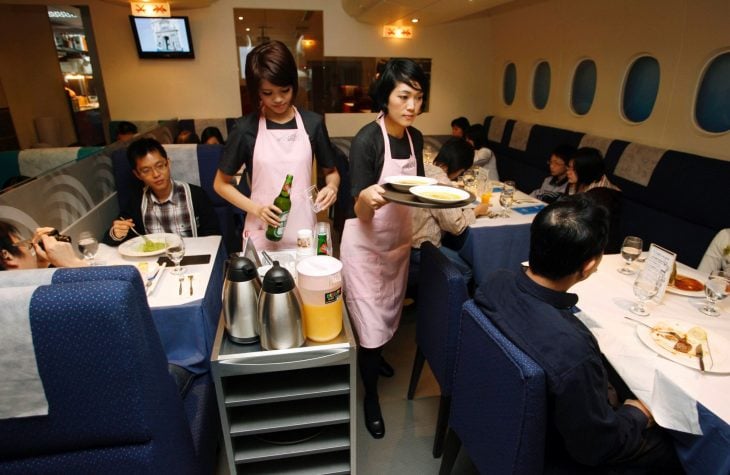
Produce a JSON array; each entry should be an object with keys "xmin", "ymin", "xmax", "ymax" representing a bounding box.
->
[
  {"xmin": 407, "ymin": 241, "xmax": 469, "ymax": 457},
  {"xmin": 0, "ymin": 266, "xmax": 217, "ymax": 474},
  {"xmin": 439, "ymin": 299, "xmax": 546, "ymax": 475}
]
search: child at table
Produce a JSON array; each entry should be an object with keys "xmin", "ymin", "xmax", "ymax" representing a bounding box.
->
[{"xmin": 529, "ymin": 144, "xmax": 575, "ymax": 203}]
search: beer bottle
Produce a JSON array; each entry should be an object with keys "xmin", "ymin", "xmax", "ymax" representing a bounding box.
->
[{"xmin": 265, "ymin": 174, "xmax": 293, "ymax": 242}]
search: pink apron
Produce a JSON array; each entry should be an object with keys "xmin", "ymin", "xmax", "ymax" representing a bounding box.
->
[
  {"xmin": 245, "ymin": 107, "xmax": 315, "ymax": 251},
  {"xmin": 341, "ymin": 117, "xmax": 416, "ymax": 348}
]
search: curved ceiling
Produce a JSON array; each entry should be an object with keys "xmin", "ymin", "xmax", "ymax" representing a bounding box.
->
[{"xmin": 341, "ymin": 0, "xmax": 516, "ymax": 26}]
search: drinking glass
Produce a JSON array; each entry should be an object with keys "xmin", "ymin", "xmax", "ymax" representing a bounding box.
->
[
  {"xmin": 77, "ymin": 231, "xmax": 99, "ymax": 266},
  {"xmin": 630, "ymin": 268, "xmax": 660, "ymax": 316},
  {"xmin": 302, "ymin": 185, "xmax": 322, "ymax": 213},
  {"xmin": 499, "ymin": 180, "xmax": 515, "ymax": 217},
  {"xmin": 700, "ymin": 270, "xmax": 730, "ymax": 316},
  {"xmin": 462, "ymin": 169, "xmax": 476, "ymax": 193},
  {"xmin": 618, "ymin": 236, "xmax": 643, "ymax": 275},
  {"xmin": 166, "ymin": 235, "xmax": 186, "ymax": 275}
]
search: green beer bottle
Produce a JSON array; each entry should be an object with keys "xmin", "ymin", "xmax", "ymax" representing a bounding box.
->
[{"xmin": 266, "ymin": 174, "xmax": 293, "ymax": 242}]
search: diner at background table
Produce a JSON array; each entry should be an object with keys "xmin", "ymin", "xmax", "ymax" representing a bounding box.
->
[
  {"xmin": 95, "ymin": 235, "xmax": 224, "ymax": 374},
  {"xmin": 572, "ymin": 253, "xmax": 730, "ymax": 474}
]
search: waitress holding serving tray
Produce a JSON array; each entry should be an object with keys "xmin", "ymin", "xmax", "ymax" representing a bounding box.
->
[
  {"xmin": 214, "ymin": 40, "xmax": 340, "ymax": 251},
  {"xmin": 340, "ymin": 58, "xmax": 428, "ymax": 439}
]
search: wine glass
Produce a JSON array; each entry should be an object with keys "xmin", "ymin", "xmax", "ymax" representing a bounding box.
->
[
  {"xmin": 630, "ymin": 268, "xmax": 660, "ymax": 316},
  {"xmin": 499, "ymin": 181, "xmax": 515, "ymax": 217},
  {"xmin": 165, "ymin": 235, "xmax": 186, "ymax": 275},
  {"xmin": 700, "ymin": 270, "xmax": 730, "ymax": 316},
  {"xmin": 77, "ymin": 231, "xmax": 99, "ymax": 266},
  {"xmin": 618, "ymin": 236, "xmax": 643, "ymax": 275}
]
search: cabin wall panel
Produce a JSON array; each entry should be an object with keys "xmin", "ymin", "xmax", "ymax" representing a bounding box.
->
[{"xmin": 489, "ymin": 0, "xmax": 730, "ymax": 159}]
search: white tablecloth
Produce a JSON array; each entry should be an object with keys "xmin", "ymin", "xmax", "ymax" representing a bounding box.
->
[
  {"xmin": 95, "ymin": 235, "xmax": 220, "ymax": 307},
  {"xmin": 572, "ymin": 254, "xmax": 730, "ymax": 435}
]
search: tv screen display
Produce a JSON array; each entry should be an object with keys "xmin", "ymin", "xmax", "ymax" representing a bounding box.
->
[{"xmin": 129, "ymin": 16, "xmax": 195, "ymax": 59}]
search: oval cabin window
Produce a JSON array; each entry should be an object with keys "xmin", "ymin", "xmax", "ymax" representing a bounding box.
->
[
  {"xmin": 503, "ymin": 62, "xmax": 517, "ymax": 106},
  {"xmin": 571, "ymin": 59, "xmax": 597, "ymax": 115},
  {"xmin": 622, "ymin": 56, "xmax": 660, "ymax": 123},
  {"xmin": 695, "ymin": 51, "xmax": 730, "ymax": 133},
  {"xmin": 532, "ymin": 61, "xmax": 551, "ymax": 110}
]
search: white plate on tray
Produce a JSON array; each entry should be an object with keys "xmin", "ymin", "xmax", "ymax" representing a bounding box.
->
[
  {"xmin": 636, "ymin": 320, "xmax": 730, "ymax": 373},
  {"xmin": 384, "ymin": 175, "xmax": 437, "ymax": 192},
  {"xmin": 118, "ymin": 233, "xmax": 174, "ymax": 257},
  {"xmin": 409, "ymin": 185, "xmax": 471, "ymax": 204}
]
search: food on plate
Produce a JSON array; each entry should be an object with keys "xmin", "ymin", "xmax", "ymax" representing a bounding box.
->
[
  {"xmin": 139, "ymin": 240, "xmax": 166, "ymax": 253},
  {"xmin": 672, "ymin": 275, "xmax": 703, "ymax": 291},
  {"xmin": 417, "ymin": 190, "xmax": 464, "ymax": 201},
  {"xmin": 393, "ymin": 178, "xmax": 429, "ymax": 186},
  {"xmin": 650, "ymin": 322, "xmax": 708, "ymax": 358}
]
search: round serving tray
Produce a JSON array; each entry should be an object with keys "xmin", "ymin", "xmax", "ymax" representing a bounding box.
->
[{"xmin": 382, "ymin": 184, "xmax": 476, "ymax": 209}]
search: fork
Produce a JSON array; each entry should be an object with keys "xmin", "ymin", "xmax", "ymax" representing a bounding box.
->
[
  {"xmin": 121, "ymin": 217, "xmax": 152, "ymax": 244},
  {"xmin": 178, "ymin": 275, "xmax": 185, "ymax": 295}
]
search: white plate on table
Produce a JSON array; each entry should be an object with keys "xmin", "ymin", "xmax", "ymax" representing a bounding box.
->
[
  {"xmin": 636, "ymin": 320, "xmax": 730, "ymax": 373},
  {"xmin": 384, "ymin": 175, "xmax": 437, "ymax": 192},
  {"xmin": 118, "ymin": 233, "xmax": 174, "ymax": 257},
  {"xmin": 666, "ymin": 268, "xmax": 706, "ymax": 298},
  {"xmin": 409, "ymin": 185, "xmax": 471, "ymax": 204}
]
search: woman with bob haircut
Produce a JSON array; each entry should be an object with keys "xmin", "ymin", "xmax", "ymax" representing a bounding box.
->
[
  {"xmin": 214, "ymin": 40, "xmax": 340, "ymax": 250},
  {"xmin": 340, "ymin": 58, "xmax": 429, "ymax": 439}
]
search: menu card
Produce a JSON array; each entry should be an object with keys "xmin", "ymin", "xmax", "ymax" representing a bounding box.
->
[{"xmin": 644, "ymin": 243, "xmax": 676, "ymax": 302}]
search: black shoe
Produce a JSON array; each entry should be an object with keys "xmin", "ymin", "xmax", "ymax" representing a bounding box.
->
[
  {"xmin": 364, "ymin": 397, "xmax": 385, "ymax": 439},
  {"xmin": 379, "ymin": 357, "xmax": 394, "ymax": 378}
]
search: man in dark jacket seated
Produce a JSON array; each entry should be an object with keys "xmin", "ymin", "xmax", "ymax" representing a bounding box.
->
[
  {"xmin": 474, "ymin": 196, "xmax": 682, "ymax": 474},
  {"xmin": 104, "ymin": 138, "xmax": 220, "ymax": 245}
]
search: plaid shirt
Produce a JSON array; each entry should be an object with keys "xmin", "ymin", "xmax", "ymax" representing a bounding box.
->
[{"xmin": 142, "ymin": 180, "xmax": 195, "ymax": 236}]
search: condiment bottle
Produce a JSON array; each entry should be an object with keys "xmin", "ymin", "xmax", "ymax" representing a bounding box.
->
[{"xmin": 296, "ymin": 229, "xmax": 314, "ymax": 262}]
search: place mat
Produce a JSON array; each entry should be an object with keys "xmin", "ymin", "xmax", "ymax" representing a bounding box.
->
[
  {"xmin": 513, "ymin": 205, "xmax": 545, "ymax": 215},
  {"xmin": 157, "ymin": 254, "xmax": 211, "ymax": 266},
  {"xmin": 382, "ymin": 184, "xmax": 475, "ymax": 209}
]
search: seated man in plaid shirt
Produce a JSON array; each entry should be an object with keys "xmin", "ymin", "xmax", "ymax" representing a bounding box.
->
[{"xmin": 104, "ymin": 138, "xmax": 220, "ymax": 245}]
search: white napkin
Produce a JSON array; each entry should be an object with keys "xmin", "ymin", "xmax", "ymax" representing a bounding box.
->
[{"xmin": 650, "ymin": 367, "xmax": 702, "ymax": 435}]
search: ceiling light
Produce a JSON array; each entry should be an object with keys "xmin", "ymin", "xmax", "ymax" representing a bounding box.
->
[
  {"xmin": 383, "ymin": 25, "xmax": 413, "ymax": 39},
  {"xmin": 245, "ymin": 27, "xmax": 251, "ymax": 32},
  {"xmin": 238, "ymin": 16, "xmax": 243, "ymax": 21},
  {"xmin": 48, "ymin": 10, "xmax": 77, "ymax": 19},
  {"xmin": 411, "ymin": 18, "xmax": 419, "ymax": 23}
]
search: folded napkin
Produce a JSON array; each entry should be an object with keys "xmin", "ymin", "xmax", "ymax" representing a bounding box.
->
[
  {"xmin": 650, "ymin": 370, "xmax": 702, "ymax": 435},
  {"xmin": 513, "ymin": 205, "xmax": 546, "ymax": 215},
  {"xmin": 0, "ymin": 286, "xmax": 48, "ymax": 419}
]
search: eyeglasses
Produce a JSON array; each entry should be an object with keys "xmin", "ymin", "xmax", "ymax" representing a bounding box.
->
[{"xmin": 137, "ymin": 161, "xmax": 168, "ymax": 176}]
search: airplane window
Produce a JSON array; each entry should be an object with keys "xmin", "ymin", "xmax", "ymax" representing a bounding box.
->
[
  {"xmin": 532, "ymin": 61, "xmax": 551, "ymax": 110},
  {"xmin": 695, "ymin": 51, "xmax": 730, "ymax": 133},
  {"xmin": 503, "ymin": 62, "xmax": 517, "ymax": 106},
  {"xmin": 571, "ymin": 59, "xmax": 596, "ymax": 115},
  {"xmin": 622, "ymin": 56, "xmax": 660, "ymax": 123}
]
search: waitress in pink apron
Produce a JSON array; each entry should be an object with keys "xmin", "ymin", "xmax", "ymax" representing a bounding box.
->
[
  {"xmin": 340, "ymin": 59, "xmax": 429, "ymax": 439},
  {"xmin": 214, "ymin": 40, "xmax": 340, "ymax": 251}
]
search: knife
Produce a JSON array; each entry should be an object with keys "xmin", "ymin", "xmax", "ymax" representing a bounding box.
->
[
  {"xmin": 696, "ymin": 344, "xmax": 705, "ymax": 372},
  {"xmin": 146, "ymin": 262, "xmax": 166, "ymax": 296}
]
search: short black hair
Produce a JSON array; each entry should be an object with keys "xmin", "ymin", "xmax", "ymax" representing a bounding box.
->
[
  {"xmin": 117, "ymin": 121, "xmax": 138, "ymax": 136},
  {"xmin": 200, "ymin": 126, "xmax": 225, "ymax": 145},
  {"xmin": 465, "ymin": 124, "xmax": 487, "ymax": 149},
  {"xmin": 0, "ymin": 221, "xmax": 22, "ymax": 268},
  {"xmin": 451, "ymin": 117, "xmax": 470, "ymax": 133},
  {"xmin": 126, "ymin": 137, "xmax": 168, "ymax": 170},
  {"xmin": 371, "ymin": 58, "xmax": 429, "ymax": 115},
  {"xmin": 433, "ymin": 138, "xmax": 474, "ymax": 176},
  {"xmin": 550, "ymin": 144, "xmax": 576, "ymax": 163},
  {"xmin": 175, "ymin": 129, "xmax": 200, "ymax": 144},
  {"xmin": 529, "ymin": 195, "xmax": 609, "ymax": 280},
  {"xmin": 245, "ymin": 40, "xmax": 298, "ymax": 110},
  {"xmin": 570, "ymin": 147, "xmax": 605, "ymax": 186}
]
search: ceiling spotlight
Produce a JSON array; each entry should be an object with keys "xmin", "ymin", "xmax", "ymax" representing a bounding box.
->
[
  {"xmin": 411, "ymin": 18, "xmax": 419, "ymax": 23},
  {"xmin": 238, "ymin": 16, "xmax": 243, "ymax": 21},
  {"xmin": 245, "ymin": 27, "xmax": 250, "ymax": 32}
]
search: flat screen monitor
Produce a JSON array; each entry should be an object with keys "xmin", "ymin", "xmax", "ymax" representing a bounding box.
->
[{"xmin": 129, "ymin": 16, "xmax": 195, "ymax": 59}]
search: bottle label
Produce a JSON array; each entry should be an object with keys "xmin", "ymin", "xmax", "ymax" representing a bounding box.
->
[
  {"xmin": 317, "ymin": 232, "xmax": 329, "ymax": 255},
  {"xmin": 324, "ymin": 287, "xmax": 342, "ymax": 304},
  {"xmin": 275, "ymin": 211, "xmax": 290, "ymax": 238}
]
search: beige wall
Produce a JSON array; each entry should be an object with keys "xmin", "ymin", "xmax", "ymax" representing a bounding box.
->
[
  {"xmin": 0, "ymin": 4, "xmax": 76, "ymax": 148},
  {"xmin": 488, "ymin": 0, "xmax": 730, "ymax": 159},
  {"xmin": 84, "ymin": 0, "xmax": 493, "ymax": 137}
]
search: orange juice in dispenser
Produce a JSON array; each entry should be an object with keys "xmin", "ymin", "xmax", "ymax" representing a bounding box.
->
[{"xmin": 295, "ymin": 255, "xmax": 343, "ymax": 342}]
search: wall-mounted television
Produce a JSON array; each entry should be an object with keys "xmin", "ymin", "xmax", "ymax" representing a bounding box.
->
[{"xmin": 129, "ymin": 16, "xmax": 195, "ymax": 59}]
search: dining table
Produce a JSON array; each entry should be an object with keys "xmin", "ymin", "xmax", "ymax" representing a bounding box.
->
[
  {"xmin": 572, "ymin": 254, "xmax": 730, "ymax": 474},
  {"xmin": 95, "ymin": 235, "xmax": 225, "ymax": 374},
  {"xmin": 459, "ymin": 188, "xmax": 545, "ymax": 283}
]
